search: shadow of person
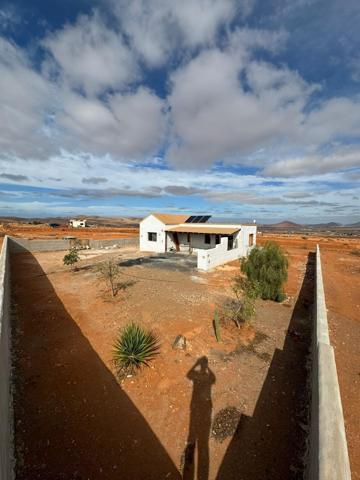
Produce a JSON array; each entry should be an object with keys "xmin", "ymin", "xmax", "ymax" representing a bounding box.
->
[{"xmin": 183, "ymin": 356, "xmax": 216, "ymax": 480}]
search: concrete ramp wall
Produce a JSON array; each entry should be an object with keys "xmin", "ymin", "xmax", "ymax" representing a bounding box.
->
[
  {"xmin": 0, "ymin": 236, "xmax": 14, "ymax": 479},
  {"xmin": 308, "ymin": 245, "xmax": 351, "ymax": 479}
]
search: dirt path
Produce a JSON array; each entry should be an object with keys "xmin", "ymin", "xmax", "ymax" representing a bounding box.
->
[
  {"xmin": 321, "ymin": 249, "xmax": 360, "ymax": 480},
  {"xmin": 260, "ymin": 235, "xmax": 360, "ymax": 479}
]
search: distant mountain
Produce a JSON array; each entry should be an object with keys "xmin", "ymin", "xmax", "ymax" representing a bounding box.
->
[
  {"xmin": 347, "ymin": 221, "xmax": 360, "ymax": 227},
  {"xmin": 309, "ymin": 222, "xmax": 342, "ymax": 228},
  {"xmin": 263, "ymin": 220, "xmax": 303, "ymax": 229}
]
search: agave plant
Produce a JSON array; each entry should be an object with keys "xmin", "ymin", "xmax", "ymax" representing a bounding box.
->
[{"xmin": 113, "ymin": 323, "xmax": 160, "ymax": 375}]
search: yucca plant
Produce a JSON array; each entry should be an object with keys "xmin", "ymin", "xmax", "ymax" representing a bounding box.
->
[{"xmin": 113, "ymin": 323, "xmax": 160, "ymax": 376}]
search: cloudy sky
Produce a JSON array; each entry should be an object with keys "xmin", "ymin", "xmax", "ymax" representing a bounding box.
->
[{"xmin": 0, "ymin": 0, "xmax": 359, "ymax": 223}]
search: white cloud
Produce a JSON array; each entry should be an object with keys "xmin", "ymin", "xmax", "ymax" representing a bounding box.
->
[
  {"xmin": 262, "ymin": 146, "xmax": 360, "ymax": 177},
  {"xmin": 58, "ymin": 87, "xmax": 166, "ymax": 158},
  {"xmin": 165, "ymin": 27, "xmax": 360, "ymax": 173},
  {"xmin": 111, "ymin": 0, "xmax": 245, "ymax": 66},
  {"xmin": 167, "ymin": 39, "xmax": 312, "ymax": 168},
  {"xmin": 0, "ymin": 37, "xmax": 54, "ymax": 159},
  {"xmin": 43, "ymin": 12, "xmax": 138, "ymax": 96}
]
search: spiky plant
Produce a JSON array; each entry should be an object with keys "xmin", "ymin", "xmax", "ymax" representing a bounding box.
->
[{"xmin": 113, "ymin": 323, "xmax": 160, "ymax": 375}]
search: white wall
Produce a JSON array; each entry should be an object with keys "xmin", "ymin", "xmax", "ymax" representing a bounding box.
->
[
  {"xmin": 197, "ymin": 227, "xmax": 257, "ymax": 271},
  {"xmin": 308, "ymin": 245, "xmax": 351, "ymax": 480},
  {"xmin": 139, "ymin": 215, "xmax": 166, "ymax": 253},
  {"xmin": 0, "ymin": 236, "xmax": 15, "ymax": 479}
]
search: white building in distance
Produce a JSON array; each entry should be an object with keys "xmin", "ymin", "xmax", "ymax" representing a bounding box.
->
[
  {"xmin": 139, "ymin": 213, "xmax": 257, "ymax": 271},
  {"xmin": 69, "ymin": 219, "xmax": 87, "ymax": 228}
]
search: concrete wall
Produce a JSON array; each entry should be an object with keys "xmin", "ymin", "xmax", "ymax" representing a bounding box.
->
[
  {"xmin": 139, "ymin": 215, "xmax": 166, "ymax": 252},
  {"xmin": 308, "ymin": 245, "xmax": 351, "ymax": 480},
  {"xmin": 197, "ymin": 237, "xmax": 253, "ymax": 271},
  {"xmin": 0, "ymin": 236, "xmax": 15, "ymax": 479},
  {"xmin": 9, "ymin": 236, "xmax": 138, "ymax": 253}
]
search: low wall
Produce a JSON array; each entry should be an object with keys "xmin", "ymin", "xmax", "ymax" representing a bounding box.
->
[
  {"xmin": 9, "ymin": 236, "xmax": 138, "ymax": 253},
  {"xmin": 0, "ymin": 236, "xmax": 15, "ymax": 479},
  {"xmin": 308, "ymin": 245, "xmax": 351, "ymax": 479},
  {"xmin": 197, "ymin": 237, "xmax": 250, "ymax": 271}
]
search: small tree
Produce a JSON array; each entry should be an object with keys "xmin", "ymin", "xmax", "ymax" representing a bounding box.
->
[
  {"xmin": 241, "ymin": 242, "xmax": 288, "ymax": 302},
  {"xmin": 63, "ymin": 248, "xmax": 79, "ymax": 271},
  {"xmin": 97, "ymin": 259, "xmax": 121, "ymax": 297},
  {"xmin": 221, "ymin": 277, "xmax": 258, "ymax": 327}
]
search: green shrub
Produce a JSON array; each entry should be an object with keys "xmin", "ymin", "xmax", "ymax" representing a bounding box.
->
[
  {"xmin": 113, "ymin": 323, "xmax": 160, "ymax": 375},
  {"xmin": 63, "ymin": 249, "xmax": 79, "ymax": 271},
  {"xmin": 241, "ymin": 242, "xmax": 288, "ymax": 302}
]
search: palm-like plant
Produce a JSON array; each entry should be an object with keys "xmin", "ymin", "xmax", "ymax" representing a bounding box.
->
[{"xmin": 113, "ymin": 323, "xmax": 160, "ymax": 375}]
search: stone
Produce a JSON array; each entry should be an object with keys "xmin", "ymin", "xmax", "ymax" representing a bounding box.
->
[{"xmin": 172, "ymin": 335, "xmax": 187, "ymax": 350}]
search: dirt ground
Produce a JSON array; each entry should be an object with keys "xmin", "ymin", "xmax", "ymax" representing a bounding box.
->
[
  {"xmin": 11, "ymin": 240, "xmax": 313, "ymax": 480},
  {"xmin": 1, "ymin": 223, "xmax": 138, "ymax": 240},
  {"xmin": 259, "ymin": 235, "xmax": 360, "ymax": 480}
]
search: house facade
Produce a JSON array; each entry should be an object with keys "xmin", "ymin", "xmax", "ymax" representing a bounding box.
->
[
  {"xmin": 139, "ymin": 213, "xmax": 256, "ymax": 271},
  {"xmin": 69, "ymin": 219, "xmax": 87, "ymax": 228}
]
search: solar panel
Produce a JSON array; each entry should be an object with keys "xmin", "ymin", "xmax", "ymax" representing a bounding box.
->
[{"xmin": 186, "ymin": 215, "xmax": 212, "ymax": 223}]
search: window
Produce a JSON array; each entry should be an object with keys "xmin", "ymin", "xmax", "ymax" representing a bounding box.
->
[
  {"xmin": 148, "ymin": 232, "xmax": 157, "ymax": 242},
  {"xmin": 249, "ymin": 233, "xmax": 254, "ymax": 246},
  {"xmin": 215, "ymin": 234, "xmax": 220, "ymax": 245},
  {"xmin": 205, "ymin": 233, "xmax": 211, "ymax": 244}
]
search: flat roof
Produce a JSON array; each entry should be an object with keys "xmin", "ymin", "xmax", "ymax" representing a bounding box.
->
[{"xmin": 167, "ymin": 225, "xmax": 240, "ymax": 235}]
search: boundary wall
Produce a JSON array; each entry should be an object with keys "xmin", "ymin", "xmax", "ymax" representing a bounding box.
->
[
  {"xmin": 197, "ymin": 237, "xmax": 252, "ymax": 271},
  {"xmin": 308, "ymin": 245, "xmax": 351, "ymax": 479},
  {"xmin": 0, "ymin": 236, "xmax": 14, "ymax": 479},
  {"xmin": 8, "ymin": 236, "xmax": 138, "ymax": 253}
]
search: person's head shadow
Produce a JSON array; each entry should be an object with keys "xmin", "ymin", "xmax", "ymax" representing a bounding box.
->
[
  {"xmin": 182, "ymin": 356, "xmax": 216, "ymax": 480},
  {"xmin": 10, "ymin": 241, "xmax": 180, "ymax": 480}
]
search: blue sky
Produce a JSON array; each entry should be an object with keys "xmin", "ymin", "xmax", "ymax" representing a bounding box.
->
[{"xmin": 0, "ymin": 0, "xmax": 359, "ymax": 223}]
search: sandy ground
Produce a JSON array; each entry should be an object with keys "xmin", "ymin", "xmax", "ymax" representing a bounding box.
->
[
  {"xmin": 259, "ymin": 235, "xmax": 360, "ymax": 480},
  {"xmin": 11, "ymin": 243, "xmax": 312, "ymax": 480},
  {"xmin": 1, "ymin": 223, "xmax": 138, "ymax": 240}
]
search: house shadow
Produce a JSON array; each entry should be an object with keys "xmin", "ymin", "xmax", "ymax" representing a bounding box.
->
[
  {"xmin": 10, "ymin": 244, "xmax": 180, "ymax": 480},
  {"xmin": 216, "ymin": 252, "xmax": 315, "ymax": 480}
]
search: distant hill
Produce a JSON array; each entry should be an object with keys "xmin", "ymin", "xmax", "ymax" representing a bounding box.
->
[
  {"xmin": 309, "ymin": 222, "xmax": 342, "ymax": 228},
  {"xmin": 348, "ymin": 221, "xmax": 360, "ymax": 227},
  {"xmin": 0, "ymin": 215, "xmax": 141, "ymax": 227},
  {"xmin": 263, "ymin": 220, "xmax": 303, "ymax": 229}
]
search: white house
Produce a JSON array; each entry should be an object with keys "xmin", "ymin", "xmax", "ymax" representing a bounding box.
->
[
  {"xmin": 69, "ymin": 219, "xmax": 87, "ymax": 228},
  {"xmin": 139, "ymin": 213, "xmax": 257, "ymax": 271}
]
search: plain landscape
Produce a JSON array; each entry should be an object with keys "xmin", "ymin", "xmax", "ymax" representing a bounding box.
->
[{"xmin": 2, "ymin": 218, "xmax": 359, "ymax": 479}]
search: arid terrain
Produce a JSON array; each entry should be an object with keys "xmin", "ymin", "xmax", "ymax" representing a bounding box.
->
[
  {"xmin": 7, "ymin": 226, "xmax": 360, "ymax": 479},
  {"xmin": 258, "ymin": 234, "xmax": 360, "ymax": 480},
  {"xmin": 0, "ymin": 221, "xmax": 138, "ymax": 241}
]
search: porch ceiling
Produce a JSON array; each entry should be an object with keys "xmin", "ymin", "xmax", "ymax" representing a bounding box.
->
[{"xmin": 166, "ymin": 225, "xmax": 240, "ymax": 235}]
